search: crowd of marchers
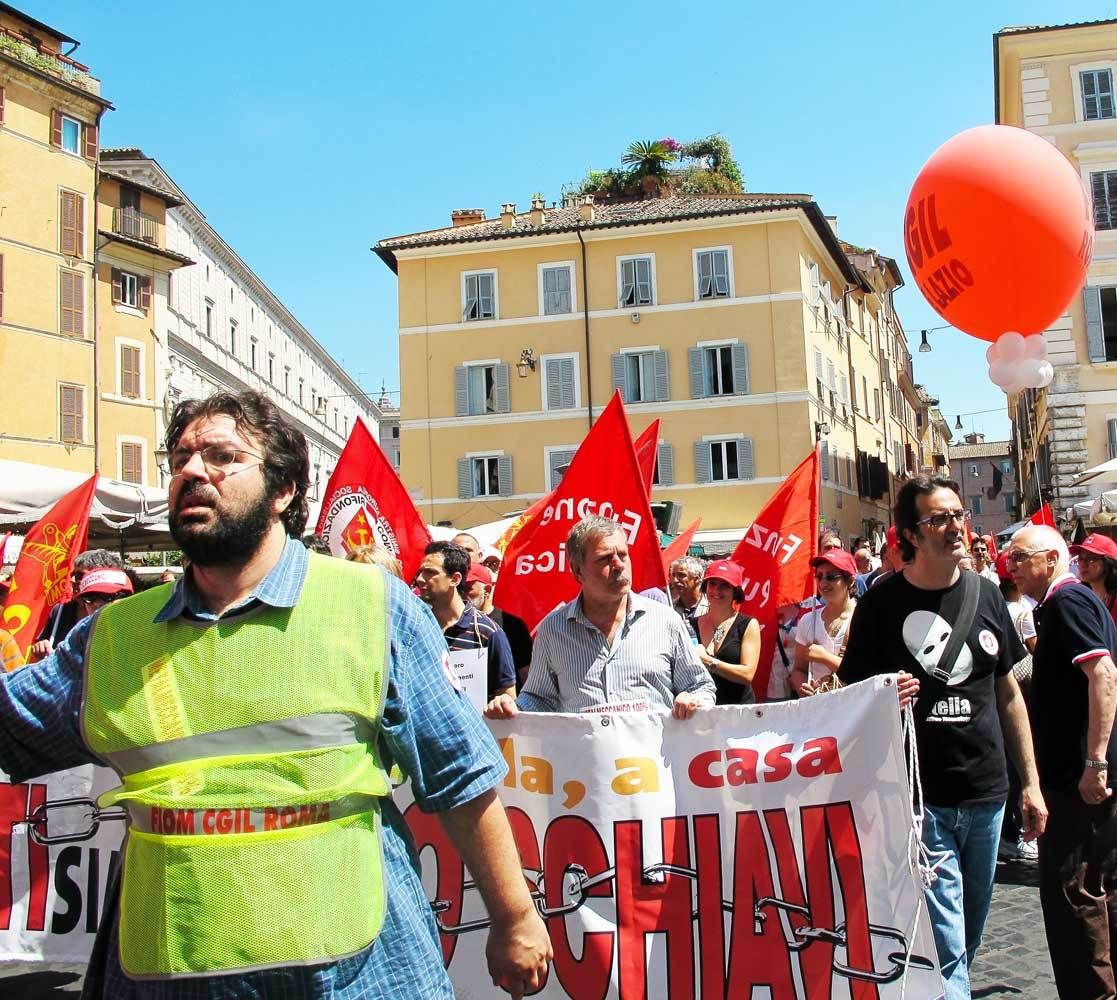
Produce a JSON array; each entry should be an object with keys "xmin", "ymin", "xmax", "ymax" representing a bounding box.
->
[{"xmin": 0, "ymin": 387, "xmax": 1113, "ymax": 1000}]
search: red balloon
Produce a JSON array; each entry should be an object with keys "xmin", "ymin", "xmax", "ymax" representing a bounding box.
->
[{"xmin": 904, "ymin": 125, "xmax": 1093, "ymax": 342}]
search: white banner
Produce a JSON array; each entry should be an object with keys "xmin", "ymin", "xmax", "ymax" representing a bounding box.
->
[
  {"xmin": 0, "ymin": 764, "xmax": 122, "ymax": 964},
  {"xmin": 402, "ymin": 676, "xmax": 944, "ymax": 999}
]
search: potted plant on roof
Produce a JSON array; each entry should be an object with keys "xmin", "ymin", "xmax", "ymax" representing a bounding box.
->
[{"xmin": 621, "ymin": 139, "xmax": 678, "ymax": 197}]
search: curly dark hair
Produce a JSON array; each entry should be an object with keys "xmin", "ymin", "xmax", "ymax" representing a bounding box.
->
[
  {"xmin": 164, "ymin": 390, "xmax": 310, "ymax": 538},
  {"xmin": 894, "ymin": 474, "xmax": 962, "ymax": 562}
]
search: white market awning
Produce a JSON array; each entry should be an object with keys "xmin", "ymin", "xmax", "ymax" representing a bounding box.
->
[
  {"xmin": 1070, "ymin": 457, "xmax": 1117, "ymax": 487},
  {"xmin": 0, "ymin": 459, "xmax": 171, "ymax": 551}
]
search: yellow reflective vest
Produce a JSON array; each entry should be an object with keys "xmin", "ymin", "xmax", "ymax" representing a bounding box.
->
[{"xmin": 81, "ymin": 554, "xmax": 391, "ymax": 978}]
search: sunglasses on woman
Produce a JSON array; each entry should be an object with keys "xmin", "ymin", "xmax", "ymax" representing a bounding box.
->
[{"xmin": 815, "ymin": 572, "xmax": 845, "ymax": 583}]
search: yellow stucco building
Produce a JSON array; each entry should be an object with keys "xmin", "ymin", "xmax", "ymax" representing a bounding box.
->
[
  {"xmin": 996, "ymin": 19, "xmax": 1117, "ymax": 523},
  {"xmin": 0, "ymin": 5, "xmax": 110, "ymax": 473},
  {"xmin": 377, "ymin": 192, "xmax": 933, "ymax": 551},
  {"xmin": 0, "ymin": 5, "xmax": 192, "ymax": 488}
]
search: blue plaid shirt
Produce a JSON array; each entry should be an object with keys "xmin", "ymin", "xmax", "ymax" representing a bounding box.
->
[{"xmin": 0, "ymin": 537, "xmax": 506, "ymax": 999}]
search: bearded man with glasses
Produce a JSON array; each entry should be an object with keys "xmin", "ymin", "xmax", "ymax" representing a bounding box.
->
[{"xmin": 840, "ymin": 475, "xmax": 1046, "ymax": 1000}]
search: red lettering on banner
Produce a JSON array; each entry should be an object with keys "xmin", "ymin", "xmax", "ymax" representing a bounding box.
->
[
  {"xmin": 542, "ymin": 815, "xmax": 614, "ymax": 999},
  {"xmin": 797, "ymin": 738, "xmax": 843, "ymax": 778},
  {"xmin": 693, "ymin": 814, "xmax": 726, "ymax": 999},
  {"xmin": 764, "ymin": 744, "xmax": 794, "ymax": 783},
  {"xmin": 0, "ymin": 783, "xmax": 49, "ymax": 931},
  {"xmin": 403, "ymin": 802, "xmax": 467, "ymax": 966},
  {"xmin": 688, "ymin": 739, "xmax": 844, "ymax": 788},
  {"xmin": 615, "ymin": 817, "xmax": 694, "ymax": 999}
]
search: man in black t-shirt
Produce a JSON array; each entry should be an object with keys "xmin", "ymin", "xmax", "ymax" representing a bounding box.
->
[
  {"xmin": 841, "ymin": 476, "xmax": 1046, "ymax": 1000},
  {"xmin": 1010, "ymin": 523, "xmax": 1117, "ymax": 1000}
]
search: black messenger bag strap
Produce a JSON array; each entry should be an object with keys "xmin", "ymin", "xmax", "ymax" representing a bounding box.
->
[{"xmin": 927, "ymin": 571, "xmax": 980, "ymax": 683}]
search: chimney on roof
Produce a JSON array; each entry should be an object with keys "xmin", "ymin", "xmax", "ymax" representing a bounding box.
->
[
  {"xmin": 825, "ymin": 215, "xmax": 839, "ymax": 236},
  {"xmin": 963, "ymin": 432, "xmax": 986, "ymax": 445},
  {"xmin": 578, "ymin": 194, "xmax": 595, "ymax": 224},
  {"xmin": 500, "ymin": 203, "xmax": 516, "ymax": 230},
  {"xmin": 530, "ymin": 197, "xmax": 546, "ymax": 228},
  {"xmin": 451, "ymin": 209, "xmax": 484, "ymax": 228}
]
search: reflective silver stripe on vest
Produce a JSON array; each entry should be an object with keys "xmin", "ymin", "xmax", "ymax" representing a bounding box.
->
[
  {"xmin": 103, "ymin": 713, "xmax": 375, "ymax": 776},
  {"xmin": 127, "ymin": 793, "xmax": 377, "ymax": 835}
]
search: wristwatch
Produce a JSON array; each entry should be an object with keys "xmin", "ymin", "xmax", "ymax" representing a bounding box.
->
[{"xmin": 1085, "ymin": 759, "xmax": 1110, "ymax": 770}]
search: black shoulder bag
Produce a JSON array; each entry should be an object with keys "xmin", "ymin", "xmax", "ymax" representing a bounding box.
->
[{"xmin": 922, "ymin": 571, "xmax": 980, "ymax": 685}]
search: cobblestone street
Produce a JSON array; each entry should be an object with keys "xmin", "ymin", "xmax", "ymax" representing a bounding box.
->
[{"xmin": 971, "ymin": 860, "xmax": 1056, "ymax": 999}]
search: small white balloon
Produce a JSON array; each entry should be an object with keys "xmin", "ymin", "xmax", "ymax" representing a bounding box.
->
[
  {"xmin": 1018, "ymin": 358, "xmax": 1047, "ymax": 389},
  {"xmin": 1023, "ymin": 335, "xmax": 1048, "ymax": 360},
  {"xmin": 1036, "ymin": 361, "xmax": 1054, "ymax": 387},
  {"xmin": 986, "ymin": 343, "xmax": 999, "ymax": 364},
  {"xmin": 988, "ymin": 360, "xmax": 1014, "ymax": 388},
  {"xmin": 997, "ymin": 332, "xmax": 1027, "ymax": 359}
]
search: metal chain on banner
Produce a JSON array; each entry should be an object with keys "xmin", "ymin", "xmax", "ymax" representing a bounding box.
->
[
  {"xmin": 433, "ymin": 858, "xmax": 935, "ymax": 986},
  {"xmin": 21, "ymin": 796, "xmax": 127, "ymax": 846}
]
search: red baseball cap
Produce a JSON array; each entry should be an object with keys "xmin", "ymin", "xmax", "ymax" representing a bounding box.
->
[
  {"xmin": 1070, "ymin": 533, "xmax": 1117, "ymax": 560},
  {"xmin": 810, "ymin": 549, "xmax": 858, "ymax": 578},
  {"xmin": 886, "ymin": 525, "xmax": 899, "ymax": 549},
  {"xmin": 703, "ymin": 559, "xmax": 744, "ymax": 589},
  {"xmin": 994, "ymin": 551, "xmax": 1015, "ymax": 583},
  {"xmin": 78, "ymin": 568, "xmax": 134, "ymax": 597},
  {"xmin": 465, "ymin": 563, "xmax": 494, "ymax": 586}
]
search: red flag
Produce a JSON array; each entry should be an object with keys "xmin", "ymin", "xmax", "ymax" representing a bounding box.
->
[
  {"xmin": 315, "ymin": 418, "xmax": 431, "ymax": 582},
  {"xmin": 730, "ymin": 447, "xmax": 820, "ymax": 699},
  {"xmin": 633, "ymin": 420, "xmax": 661, "ymax": 495},
  {"xmin": 495, "ymin": 392, "xmax": 666, "ymax": 633},
  {"xmin": 1, "ymin": 474, "xmax": 97, "ymax": 661},
  {"xmin": 1030, "ymin": 503, "xmax": 1055, "ymax": 528},
  {"xmin": 661, "ymin": 517, "xmax": 702, "ymax": 574}
]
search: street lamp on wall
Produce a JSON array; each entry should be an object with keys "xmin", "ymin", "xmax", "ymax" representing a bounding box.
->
[
  {"xmin": 517, "ymin": 348, "xmax": 537, "ymax": 378},
  {"xmin": 815, "ymin": 421, "xmax": 831, "ymax": 442}
]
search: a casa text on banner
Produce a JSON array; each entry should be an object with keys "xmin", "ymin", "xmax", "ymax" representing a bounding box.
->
[
  {"xmin": 402, "ymin": 677, "xmax": 943, "ymax": 999},
  {"xmin": 0, "ymin": 764, "xmax": 123, "ymax": 964}
]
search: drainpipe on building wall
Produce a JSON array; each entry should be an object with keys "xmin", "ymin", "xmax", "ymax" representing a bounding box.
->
[
  {"xmin": 576, "ymin": 227, "xmax": 592, "ymax": 428},
  {"xmin": 841, "ymin": 286, "xmax": 866, "ymax": 528},
  {"xmin": 91, "ymin": 107, "xmax": 106, "ymax": 476}
]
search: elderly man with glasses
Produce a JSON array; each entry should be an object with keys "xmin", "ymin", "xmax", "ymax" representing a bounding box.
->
[
  {"xmin": 1009, "ymin": 523, "xmax": 1117, "ymax": 1000},
  {"xmin": 841, "ymin": 475, "xmax": 1046, "ymax": 1000}
]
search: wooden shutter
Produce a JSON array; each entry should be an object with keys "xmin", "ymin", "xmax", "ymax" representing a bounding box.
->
[
  {"xmin": 0, "ymin": 86, "xmax": 5, "ymax": 125},
  {"xmin": 457, "ymin": 458, "xmax": 472, "ymax": 499},
  {"xmin": 493, "ymin": 364, "xmax": 510, "ymax": 413},
  {"xmin": 821, "ymin": 442, "xmax": 831, "ymax": 481},
  {"xmin": 60, "ymin": 191, "xmax": 83, "ymax": 258},
  {"xmin": 60, "ymin": 384, "xmax": 83, "ymax": 442},
  {"xmin": 1109, "ymin": 420, "xmax": 1117, "ymax": 461},
  {"xmin": 454, "ymin": 366, "xmax": 469, "ymax": 416},
  {"xmin": 739, "ymin": 438, "xmax": 755, "ymax": 480},
  {"xmin": 549, "ymin": 449, "xmax": 576, "ymax": 490},
  {"xmin": 731, "ymin": 343, "xmax": 749, "ymax": 394},
  {"xmin": 60, "ymin": 270, "xmax": 83, "ymax": 336},
  {"xmin": 693, "ymin": 441, "xmax": 710, "ymax": 484},
  {"xmin": 121, "ymin": 345, "xmax": 141, "ymax": 398},
  {"xmin": 656, "ymin": 443, "xmax": 675, "ymax": 486},
  {"xmin": 111, "ymin": 267, "xmax": 122, "ymax": 303},
  {"xmin": 122, "ymin": 442, "xmax": 142, "ymax": 483},
  {"xmin": 1085, "ymin": 286, "xmax": 1106, "ymax": 362},
  {"xmin": 653, "ymin": 349, "xmax": 669, "ymax": 401},
  {"xmin": 610, "ymin": 352, "xmax": 626, "ymax": 400},
  {"xmin": 545, "ymin": 357, "xmax": 575, "ymax": 409},
  {"xmin": 139, "ymin": 276, "xmax": 152, "ymax": 312},
  {"xmin": 83, "ymin": 122, "xmax": 97, "ymax": 160},
  {"xmin": 50, "ymin": 109, "xmax": 62, "ymax": 147},
  {"xmin": 496, "ymin": 455, "xmax": 513, "ymax": 497},
  {"xmin": 688, "ymin": 347, "xmax": 705, "ymax": 398}
]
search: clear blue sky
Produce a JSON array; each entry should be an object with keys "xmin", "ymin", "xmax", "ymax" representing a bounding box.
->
[{"xmin": 44, "ymin": 1, "xmax": 1112, "ymax": 440}]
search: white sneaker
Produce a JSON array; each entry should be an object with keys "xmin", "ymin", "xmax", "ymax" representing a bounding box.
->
[{"xmin": 998, "ymin": 836, "xmax": 1038, "ymax": 862}]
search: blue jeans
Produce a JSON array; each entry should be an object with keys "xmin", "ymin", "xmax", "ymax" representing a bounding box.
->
[{"xmin": 921, "ymin": 801, "xmax": 1006, "ymax": 1000}]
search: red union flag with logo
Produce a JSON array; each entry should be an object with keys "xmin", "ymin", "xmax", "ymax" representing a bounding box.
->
[
  {"xmin": 730, "ymin": 447, "xmax": 820, "ymax": 698},
  {"xmin": 315, "ymin": 418, "xmax": 431, "ymax": 581},
  {"xmin": 1, "ymin": 473, "xmax": 97, "ymax": 661},
  {"xmin": 496, "ymin": 392, "xmax": 666, "ymax": 633}
]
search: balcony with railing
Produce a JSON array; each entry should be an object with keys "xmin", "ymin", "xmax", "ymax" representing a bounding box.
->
[
  {"xmin": 0, "ymin": 26, "xmax": 100, "ymax": 95},
  {"xmin": 112, "ymin": 207, "xmax": 159, "ymax": 245}
]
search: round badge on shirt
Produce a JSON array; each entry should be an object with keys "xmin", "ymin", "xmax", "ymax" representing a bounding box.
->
[{"xmin": 978, "ymin": 629, "xmax": 999, "ymax": 657}]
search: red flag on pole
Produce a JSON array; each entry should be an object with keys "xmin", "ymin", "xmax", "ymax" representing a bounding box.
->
[
  {"xmin": 495, "ymin": 392, "xmax": 666, "ymax": 633},
  {"xmin": 661, "ymin": 517, "xmax": 702, "ymax": 574},
  {"xmin": 1030, "ymin": 503, "xmax": 1056, "ymax": 528},
  {"xmin": 315, "ymin": 418, "xmax": 431, "ymax": 582},
  {"xmin": 730, "ymin": 447, "xmax": 820, "ymax": 699},
  {"xmin": 633, "ymin": 420, "xmax": 661, "ymax": 495},
  {"xmin": 1, "ymin": 474, "xmax": 97, "ymax": 661}
]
